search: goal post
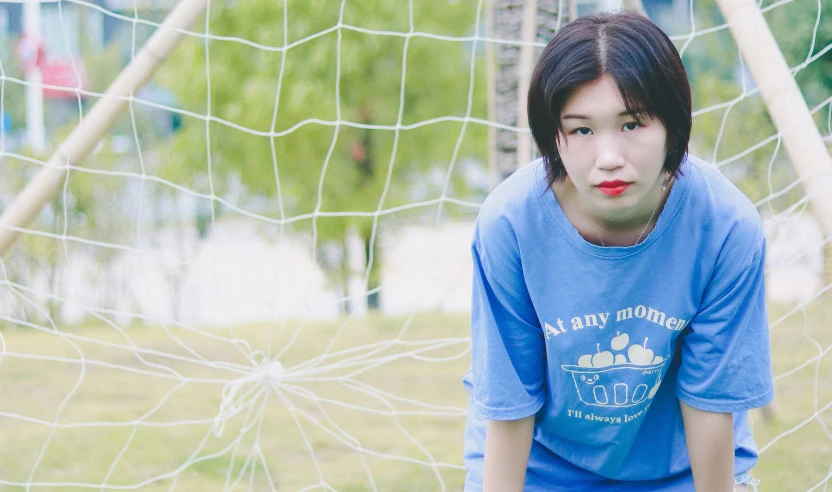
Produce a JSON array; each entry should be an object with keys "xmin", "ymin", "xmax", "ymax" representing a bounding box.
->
[
  {"xmin": 0, "ymin": 0, "xmax": 209, "ymax": 257},
  {"xmin": 0, "ymin": 0, "xmax": 830, "ymax": 489},
  {"xmin": 715, "ymin": 0, "xmax": 832, "ymax": 241}
]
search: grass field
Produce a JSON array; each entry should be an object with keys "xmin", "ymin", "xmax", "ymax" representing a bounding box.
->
[{"xmin": 1, "ymin": 296, "xmax": 831, "ymax": 491}]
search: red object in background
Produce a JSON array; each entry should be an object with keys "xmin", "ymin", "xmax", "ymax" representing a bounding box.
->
[
  {"xmin": 15, "ymin": 35, "xmax": 44, "ymax": 72},
  {"xmin": 350, "ymin": 143, "xmax": 366, "ymax": 162},
  {"xmin": 41, "ymin": 58, "xmax": 88, "ymax": 99}
]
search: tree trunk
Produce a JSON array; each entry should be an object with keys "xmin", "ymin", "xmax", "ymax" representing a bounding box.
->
[
  {"xmin": 349, "ymin": 110, "xmax": 382, "ymax": 313},
  {"xmin": 45, "ymin": 200, "xmax": 63, "ymax": 325},
  {"xmin": 493, "ymin": 0, "xmax": 562, "ymax": 179},
  {"xmin": 344, "ymin": 225, "xmax": 368, "ymax": 316},
  {"xmin": 361, "ymin": 224, "xmax": 381, "ymax": 310}
]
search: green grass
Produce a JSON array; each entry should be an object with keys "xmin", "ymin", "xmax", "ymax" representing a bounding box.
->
[
  {"xmin": 1, "ymin": 298, "xmax": 831, "ymax": 491},
  {"xmin": 0, "ymin": 313, "xmax": 472, "ymax": 491},
  {"xmin": 753, "ymin": 297, "xmax": 832, "ymax": 491}
]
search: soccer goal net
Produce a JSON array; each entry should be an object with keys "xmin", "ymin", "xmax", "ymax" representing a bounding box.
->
[{"xmin": 0, "ymin": 0, "xmax": 830, "ymax": 490}]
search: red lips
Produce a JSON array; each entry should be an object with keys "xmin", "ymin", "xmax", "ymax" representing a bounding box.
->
[
  {"xmin": 597, "ymin": 180, "xmax": 630, "ymax": 196},
  {"xmin": 597, "ymin": 180, "xmax": 630, "ymax": 188}
]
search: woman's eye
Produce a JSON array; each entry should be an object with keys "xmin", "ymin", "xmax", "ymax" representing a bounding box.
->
[
  {"xmin": 574, "ymin": 127, "xmax": 592, "ymax": 136},
  {"xmin": 623, "ymin": 122, "xmax": 640, "ymax": 131}
]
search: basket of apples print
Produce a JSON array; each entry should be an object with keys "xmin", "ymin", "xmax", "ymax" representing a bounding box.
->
[{"xmin": 561, "ymin": 332, "xmax": 667, "ymax": 408}]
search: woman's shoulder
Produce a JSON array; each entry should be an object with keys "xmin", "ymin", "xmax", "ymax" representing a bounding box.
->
[
  {"xmin": 474, "ymin": 159, "xmax": 544, "ymax": 239},
  {"xmin": 684, "ymin": 154, "xmax": 766, "ymax": 255},
  {"xmin": 480, "ymin": 159, "xmax": 543, "ymax": 213}
]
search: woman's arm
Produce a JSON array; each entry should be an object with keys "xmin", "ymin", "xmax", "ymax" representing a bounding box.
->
[
  {"xmin": 482, "ymin": 415, "xmax": 535, "ymax": 492},
  {"xmin": 680, "ymin": 401, "xmax": 735, "ymax": 492}
]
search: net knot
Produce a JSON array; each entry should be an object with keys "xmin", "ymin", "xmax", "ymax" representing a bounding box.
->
[
  {"xmin": 211, "ymin": 358, "xmax": 285, "ymax": 437},
  {"xmin": 262, "ymin": 359, "xmax": 285, "ymax": 385}
]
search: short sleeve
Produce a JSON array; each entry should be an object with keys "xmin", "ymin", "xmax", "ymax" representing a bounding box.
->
[
  {"xmin": 469, "ymin": 225, "xmax": 546, "ymax": 421},
  {"xmin": 676, "ymin": 238, "xmax": 774, "ymax": 413}
]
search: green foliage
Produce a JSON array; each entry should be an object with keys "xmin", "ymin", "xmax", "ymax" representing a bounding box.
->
[
  {"xmin": 0, "ymin": 143, "xmax": 128, "ymax": 324},
  {"xmin": 157, "ymin": 0, "xmax": 488, "ymax": 244},
  {"xmin": 764, "ymin": 0, "xmax": 832, "ymax": 113}
]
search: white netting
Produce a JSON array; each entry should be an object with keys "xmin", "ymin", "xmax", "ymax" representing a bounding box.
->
[{"xmin": 0, "ymin": 0, "xmax": 829, "ymax": 490}]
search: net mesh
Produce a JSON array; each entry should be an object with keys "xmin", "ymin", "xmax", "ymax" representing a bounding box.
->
[{"xmin": 0, "ymin": 0, "xmax": 830, "ymax": 489}]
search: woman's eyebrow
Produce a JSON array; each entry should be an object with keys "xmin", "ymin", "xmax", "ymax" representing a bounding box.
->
[{"xmin": 562, "ymin": 111, "xmax": 641, "ymax": 120}]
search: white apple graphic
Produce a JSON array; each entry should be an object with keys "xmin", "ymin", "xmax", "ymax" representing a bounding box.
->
[
  {"xmin": 614, "ymin": 354, "xmax": 627, "ymax": 365},
  {"xmin": 648, "ymin": 379, "xmax": 662, "ymax": 398},
  {"xmin": 578, "ymin": 354, "xmax": 593, "ymax": 367},
  {"xmin": 591, "ymin": 343, "xmax": 614, "ymax": 368},
  {"xmin": 610, "ymin": 331, "xmax": 629, "ymax": 351},
  {"xmin": 652, "ymin": 355, "xmax": 664, "ymax": 364},
  {"xmin": 627, "ymin": 337, "xmax": 655, "ymax": 366}
]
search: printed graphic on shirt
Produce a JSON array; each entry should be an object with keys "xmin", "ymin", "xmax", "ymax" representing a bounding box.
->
[
  {"xmin": 542, "ymin": 303, "xmax": 689, "ymax": 420},
  {"xmin": 543, "ymin": 304, "xmax": 688, "ymax": 339},
  {"xmin": 561, "ymin": 332, "xmax": 666, "ymax": 408}
]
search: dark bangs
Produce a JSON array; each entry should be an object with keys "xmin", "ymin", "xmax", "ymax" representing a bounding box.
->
[{"xmin": 527, "ymin": 11, "xmax": 692, "ymax": 188}]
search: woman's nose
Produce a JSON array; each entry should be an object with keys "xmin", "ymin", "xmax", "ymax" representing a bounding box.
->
[{"xmin": 595, "ymin": 137, "xmax": 626, "ymax": 170}]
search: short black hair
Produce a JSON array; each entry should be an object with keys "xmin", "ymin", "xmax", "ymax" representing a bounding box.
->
[{"xmin": 527, "ymin": 11, "xmax": 692, "ymax": 188}]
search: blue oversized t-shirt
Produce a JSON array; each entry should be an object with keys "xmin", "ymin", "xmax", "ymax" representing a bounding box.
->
[{"xmin": 462, "ymin": 154, "xmax": 774, "ymax": 491}]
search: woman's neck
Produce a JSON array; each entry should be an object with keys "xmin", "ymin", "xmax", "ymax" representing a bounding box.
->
[{"xmin": 553, "ymin": 175, "xmax": 675, "ymax": 247}]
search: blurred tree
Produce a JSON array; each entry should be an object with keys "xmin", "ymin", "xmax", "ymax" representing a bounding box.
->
[
  {"xmin": 764, "ymin": 0, "xmax": 832, "ymax": 119},
  {"xmin": 0, "ymin": 143, "xmax": 126, "ymax": 326},
  {"xmin": 158, "ymin": 0, "xmax": 488, "ymax": 313},
  {"xmin": 0, "ymin": 38, "xmax": 186, "ymax": 326}
]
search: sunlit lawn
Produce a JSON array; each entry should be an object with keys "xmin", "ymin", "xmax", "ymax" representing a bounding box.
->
[{"xmin": 1, "ymin": 296, "xmax": 831, "ymax": 491}]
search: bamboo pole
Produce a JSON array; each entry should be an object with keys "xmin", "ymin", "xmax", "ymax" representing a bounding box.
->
[
  {"xmin": 516, "ymin": 0, "xmax": 538, "ymax": 170},
  {"xmin": 715, "ymin": 0, "xmax": 832, "ymax": 240},
  {"xmin": 0, "ymin": 0, "xmax": 210, "ymax": 257},
  {"xmin": 485, "ymin": 0, "xmax": 498, "ymax": 189}
]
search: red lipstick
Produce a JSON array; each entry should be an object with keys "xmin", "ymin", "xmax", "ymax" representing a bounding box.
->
[{"xmin": 597, "ymin": 180, "xmax": 630, "ymax": 196}]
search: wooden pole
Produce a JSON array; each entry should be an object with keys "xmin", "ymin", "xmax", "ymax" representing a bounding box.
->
[
  {"xmin": 0, "ymin": 0, "xmax": 210, "ymax": 257},
  {"xmin": 715, "ymin": 0, "xmax": 832, "ymax": 241},
  {"xmin": 486, "ymin": 0, "xmax": 498, "ymax": 189},
  {"xmin": 516, "ymin": 0, "xmax": 538, "ymax": 170}
]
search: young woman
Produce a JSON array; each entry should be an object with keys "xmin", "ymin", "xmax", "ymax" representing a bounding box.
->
[{"xmin": 462, "ymin": 11, "xmax": 773, "ymax": 492}]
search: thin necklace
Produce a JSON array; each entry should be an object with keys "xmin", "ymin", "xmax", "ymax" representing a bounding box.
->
[{"xmin": 586, "ymin": 176, "xmax": 669, "ymax": 247}]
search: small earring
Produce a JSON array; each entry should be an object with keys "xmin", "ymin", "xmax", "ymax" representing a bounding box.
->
[{"xmin": 661, "ymin": 176, "xmax": 669, "ymax": 192}]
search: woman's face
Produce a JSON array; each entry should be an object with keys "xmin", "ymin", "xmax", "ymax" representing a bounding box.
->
[{"xmin": 556, "ymin": 73, "xmax": 669, "ymax": 225}]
